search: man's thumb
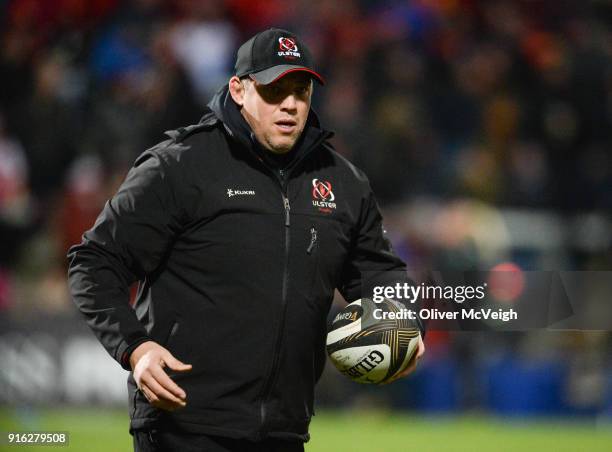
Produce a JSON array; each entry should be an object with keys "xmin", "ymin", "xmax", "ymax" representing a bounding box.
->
[{"xmin": 163, "ymin": 353, "xmax": 192, "ymax": 372}]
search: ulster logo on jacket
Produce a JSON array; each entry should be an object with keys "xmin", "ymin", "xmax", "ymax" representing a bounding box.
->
[{"xmin": 312, "ymin": 178, "xmax": 336, "ymax": 213}]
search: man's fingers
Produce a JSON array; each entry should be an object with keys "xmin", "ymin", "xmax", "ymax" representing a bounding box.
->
[
  {"xmin": 151, "ymin": 365, "xmax": 187, "ymax": 400},
  {"xmin": 402, "ymin": 361, "xmax": 418, "ymax": 376},
  {"xmin": 140, "ymin": 384, "xmax": 181, "ymax": 411},
  {"xmin": 141, "ymin": 374, "xmax": 186, "ymax": 408},
  {"xmin": 382, "ymin": 362, "xmax": 415, "ymax": 385},
  {"xmin": 132, "ymin": 345, "xmax": 191, "ymax": 411},
  {"xmin": 416, "ymin": 338, "xmax": 425, "ymax": 359},
  {"xmin": 163, "ymin": 353, "xmax": 193, "ymax": 373},
  {"xmin": 381, "ymin": 338, "xmax": 425, "ymax": 385},
  {"xmin": 139, "ymin": 384, "xmax": 158, "ymax": 403},
  {"xmin": 406, "ymin": 340, "xmax": 424, "ymax": 372}
]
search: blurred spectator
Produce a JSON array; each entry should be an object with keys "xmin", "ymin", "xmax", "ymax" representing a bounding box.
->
[
  {"xmin": 0, "ymin": 113, "xmax": 36, "ymax": 268},
  {"xmin": 170, "ymin": 0, "xmax": 237, "ymax": 103},
  {"xmin": 57, "ymin": 154, "xmax": 106, "ymax": 256},
  {"xmin": 12, "ymin": 51, "xmax": 79, "ymax": 203}
]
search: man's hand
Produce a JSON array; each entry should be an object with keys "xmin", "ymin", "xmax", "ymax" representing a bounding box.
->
[
  {"xmin": 130, "ymin": 341, "xmax": 192, "ymax": 411},
  {"xmin": 382, "ymin": 336, "xmax": 425, "ymax": 385}
]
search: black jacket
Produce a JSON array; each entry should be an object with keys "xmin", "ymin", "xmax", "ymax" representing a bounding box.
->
[{"xmin": 67, "ymin": 85, "xmax": 420, "ymax": 442}]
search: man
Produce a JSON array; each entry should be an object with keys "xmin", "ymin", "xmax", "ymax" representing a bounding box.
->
[{"xmin": 68, "ymin": 28, "xmax": 425, "ymax": 452}]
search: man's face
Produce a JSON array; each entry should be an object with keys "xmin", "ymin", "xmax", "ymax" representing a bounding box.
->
[{"xmin": 236, "ymin": 72, "xmax": 313, "ymax": 154}]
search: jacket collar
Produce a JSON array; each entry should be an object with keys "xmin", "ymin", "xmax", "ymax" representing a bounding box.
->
[{"xmin": 206, "ymin": 84, "xmax": 333, "ymax": 170}]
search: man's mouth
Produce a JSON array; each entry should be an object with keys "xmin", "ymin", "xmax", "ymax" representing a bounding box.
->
[{"xmin": 275, "ymin": 119, "xmax": 297, "ymax": 133}]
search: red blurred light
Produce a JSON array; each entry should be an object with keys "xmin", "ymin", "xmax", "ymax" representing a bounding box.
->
[{"xmin": 487, "ymin": 262, "xmax": 525, "ymax": 303}]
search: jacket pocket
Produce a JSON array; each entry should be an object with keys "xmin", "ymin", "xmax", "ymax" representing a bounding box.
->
[
  {"xmin": 161, "ymin": 320, "xmax": 184, "ymax": 365},
  {"xmin": 162, "ymin": 320, "xmax": 180, "ymax": 348}
]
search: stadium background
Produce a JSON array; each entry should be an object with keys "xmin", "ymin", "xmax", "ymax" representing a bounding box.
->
[{"xmin": 1, "ymin": 0, "xmax": 611, "ymax": 450}]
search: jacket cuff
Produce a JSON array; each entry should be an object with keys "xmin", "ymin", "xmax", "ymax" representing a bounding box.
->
[{"xmin": 116, "ymin": 337, "xmax": 153, "ymax": 371}]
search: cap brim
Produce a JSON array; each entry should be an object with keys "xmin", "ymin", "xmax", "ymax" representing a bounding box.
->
[{"xmin": 250, "ymin": 65, "xmax": 325, "ymax": 85}]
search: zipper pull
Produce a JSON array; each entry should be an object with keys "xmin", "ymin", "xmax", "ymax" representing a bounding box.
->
[
  {"xmin": 306, "ymin": 227, "xmax": 317, "ymax": 254},
  {"xmin": 283, "ymin": 196, "xmax": 290, "ymax": 227}
]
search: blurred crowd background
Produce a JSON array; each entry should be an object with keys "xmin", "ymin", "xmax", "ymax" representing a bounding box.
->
[{"xmin": 1, "ymin": 0, "xmax": 612, "ymax": 419}]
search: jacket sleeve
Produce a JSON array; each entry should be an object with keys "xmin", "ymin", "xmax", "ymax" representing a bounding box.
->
[
  {"xmin": 338, "ymin": 184, "xmax": 425, "ymax": 335},
  {"xmin": 67, "ymin": 145, "xmax": 187, "ymax": 370}
]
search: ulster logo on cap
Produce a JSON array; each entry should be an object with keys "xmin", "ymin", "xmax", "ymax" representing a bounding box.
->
[
  {"xmin": 312, "ymin": 178, "xmax": 336, "ymax": 213},
  {"xmin": 278, "ymin": 37, "xmax": 301, "ymax": 59},
  {"xmin": 279, "ymin": 37, "xmax": 298, "ymax": 52}
]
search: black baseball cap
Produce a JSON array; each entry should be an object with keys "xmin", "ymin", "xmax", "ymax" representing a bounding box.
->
[{"xmin": 235, "ymin": 28, "xmax": 324, "ymax": 85}]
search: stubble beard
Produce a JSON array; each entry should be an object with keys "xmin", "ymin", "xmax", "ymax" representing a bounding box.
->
[{"xmin": 264, "ymin": 130, "xmax": 300, "ymax": 154}]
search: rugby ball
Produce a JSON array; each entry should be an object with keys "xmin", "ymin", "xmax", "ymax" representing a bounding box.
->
[{"xmin": 326, "ymin": 298, "xmax": 421, "ymax": 384}]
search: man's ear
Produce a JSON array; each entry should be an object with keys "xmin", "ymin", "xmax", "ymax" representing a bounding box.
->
[{"xmin": 228, "ymin": 76, "xmax": 245, "ymax": 106}]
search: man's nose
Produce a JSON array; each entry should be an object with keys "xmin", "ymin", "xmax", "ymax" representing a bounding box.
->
[{"xmin": 280, "ymin": 93, "xmax": 298, "ymax": 111}]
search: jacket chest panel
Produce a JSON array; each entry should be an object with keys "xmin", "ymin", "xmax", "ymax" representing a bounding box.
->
[
  {"xmin": 285, "ymin": 170, "xmax": 354, "ymax": 224},
  {"xmin": 197, "ymin": 166, "xmax": 285, "ymax": 218}
]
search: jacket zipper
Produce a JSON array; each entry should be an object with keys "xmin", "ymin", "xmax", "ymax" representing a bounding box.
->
[
  {"xmin": 245, "ymin": 135, "xmax": 331, "ymax": 438},
  {"xmin": 258, "ymin": 170, "xmax": 291, "ymax": 437}
]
